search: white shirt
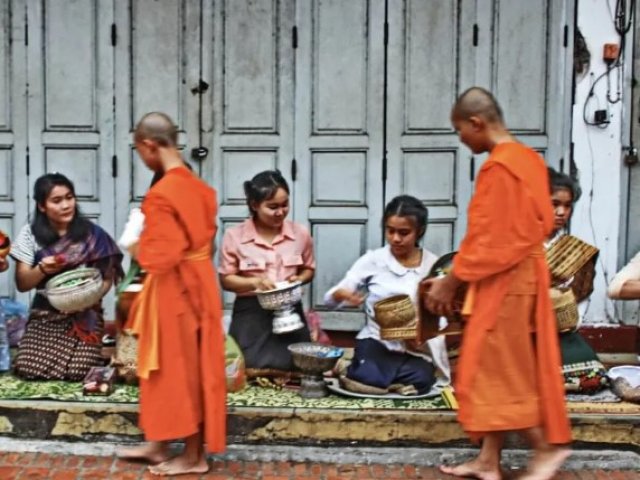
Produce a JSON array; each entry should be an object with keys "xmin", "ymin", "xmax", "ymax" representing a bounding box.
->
[{"xmin": 324, "ymin": 245, "xmax": 451, "ymax": 386}]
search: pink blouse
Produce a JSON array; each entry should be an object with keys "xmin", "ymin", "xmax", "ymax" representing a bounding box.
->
[{"xmin": 219, "ymin": 218, "xmax": 315, "ymax": 288}]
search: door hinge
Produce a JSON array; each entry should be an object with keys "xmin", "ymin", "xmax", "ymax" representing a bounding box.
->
[
  {"xmin": 111, "ymin": 23, "xmax": 117, "ymax": 47},
  {"xmin": 382, "ymin": 155, "xmax": 388, "ymax": 182},
  {"xmin": 25, "ymin": 147, "xmax": 30, "ymax": 176},
  {"xmin": 190, "ymin": 79, "xmax": 209, "ymax": 95},
  {"xmin": 470, "ymin": 156, "xmax": 475, "ymax": 181},
  {"xmin": 563, "ymin": 25, "xmax": 568, "ymax": 48},
  {"xmin": 291, "ymin": 158, "xmax": 297, "ymax": 181},
  {"xmin": 472, "ymin": 24, "xmax": 478, "ymax": 47},
  {"xmin": 111, "ymin": 155, "xmax": 118, "ymax": 177},
  {"xmin": 292, "ymin": 26, "xmax": 298, "ymax": 49},
  {"xmin": 384, "ymin": 21, "xmax": 389, "ymax": 46},
  {"xmin": 24, "ymin": 20, "xmax": 28, "ymax": 46}
]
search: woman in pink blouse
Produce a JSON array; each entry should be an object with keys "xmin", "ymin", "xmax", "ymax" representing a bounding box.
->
[{"xmin": 219, "ymin": 170, "xmax": 314, "ymax": 372}]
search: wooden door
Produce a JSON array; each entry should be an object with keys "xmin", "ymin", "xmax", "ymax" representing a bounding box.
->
[
  {"xmin": 113, "ymin": 0, "xmax": 203, "ymax": 238},
  {"xmin": 0, "ymin": 0, "xmax": 28, "ymax": 300},
  {"xmin": 26, "ymin": 0, "xmax": 116, "ymax": 233},
  {"xmin": 207, "ymin": 0, "xmax": 296, "ymax": 308},
  {"xmin": 386, "ymin": 0, "xmax": 477, "ymax": 255},
  {"xmin": 293, "ymin": 0, "xmax": 386, "ymax": 331}
]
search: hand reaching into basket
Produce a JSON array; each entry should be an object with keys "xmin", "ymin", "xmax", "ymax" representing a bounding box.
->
[
  {"xmin": 251, "ymin": 277, "xmax": 277, "ymax": 292},
  {"xmin": 331, "ymin": 288, "xmax": 366, "ymax": 307}
]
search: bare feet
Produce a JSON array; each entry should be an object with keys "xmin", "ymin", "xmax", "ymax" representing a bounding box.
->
[
  {"xmin": 116, "ymin": 442, "xmax": 170, "ymax": 465},
  {"xmin": 520, "ymin": 447, "xmax": 571, "ymax": 480},
  {"xmin": 148, "ymin": 454, "xmax": 209, "ymax": 477},
  {"xmin": 440, "ymin": 459, "xmax": 503, "ymax": 480}
]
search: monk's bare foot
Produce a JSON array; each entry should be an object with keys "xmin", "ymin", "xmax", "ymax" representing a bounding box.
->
[
  {"xmin": 440, "ymin": 459, "xmax": 502, "ymax": 480},
  {"xmin": 148, "ymin": 455, "xmax": 209, "ymax": 477},
  {"xmin": 116, "ymin": 442, "xmax": 169, "ymax": 465},
  {"xmin": 520, "ymin": 447, "xmax": 571, "ymax": 480}
]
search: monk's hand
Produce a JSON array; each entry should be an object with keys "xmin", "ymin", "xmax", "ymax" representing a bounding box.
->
[
  {"xmin": 252, "ymin": 277, "xmax": 277, "ymax": 292},
  {"xmin": 424, "ymin": 274, "xmax": 461, "ymax": 317}
]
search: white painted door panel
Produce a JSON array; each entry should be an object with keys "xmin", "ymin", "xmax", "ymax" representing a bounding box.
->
[
  {"xmin": 386, "ymin": 0, "xmax": 476, "ymax": 254},
  {"xmin": 0, "ymin": 1, "xmax": 29, "ymax": 302},
  {"xmin": 207, "ymin": 0, "xmax": 295, "ymax": 308},
  {"xmin": 294, "ymin": 0, "xmax": 385, "ymax": 331}
]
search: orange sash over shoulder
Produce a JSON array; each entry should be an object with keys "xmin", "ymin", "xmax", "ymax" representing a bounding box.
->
[{"xmin": 127, "ymin": 245, "xmax": 211, "ymax": 380}]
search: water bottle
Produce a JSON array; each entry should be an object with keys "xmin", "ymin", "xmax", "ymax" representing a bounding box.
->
[{"xmin": 0, "ymin": 308, "xmax": 9, "ymax": 371}]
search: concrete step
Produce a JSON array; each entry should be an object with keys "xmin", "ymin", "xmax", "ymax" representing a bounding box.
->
[{"xmin": 0, "ymin": 399, "xmax": 638, "ymax": 452}]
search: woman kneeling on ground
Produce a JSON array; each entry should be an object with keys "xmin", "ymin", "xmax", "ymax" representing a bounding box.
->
[
  {"xmin": 219, "ymin": 170, "xmax": 314, "ymax": 375},
  {"xmin": 324, "ymin": 195, "xmax": 450, "ymax": 395},
  {"xmin": 11, "ymin": 173, "xmax": 123, "ymax": 381}
]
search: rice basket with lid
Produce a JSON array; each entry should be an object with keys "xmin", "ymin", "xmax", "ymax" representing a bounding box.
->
[
  {"xmin": 44, "ymin": 267, "xmax": 103, "ymax": 313},
  {"xmin": 373, "ymin": 294, "xmax": 417, "ymax": 340}
]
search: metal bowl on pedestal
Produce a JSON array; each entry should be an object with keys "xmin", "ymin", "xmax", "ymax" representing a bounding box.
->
[
  {"xmin": 256, "ymin": 282, "xmax": 305, "ymax": 334},
  {"xmin": 288, "ymin": 342, "xmax": 344, "ymax": 398}
]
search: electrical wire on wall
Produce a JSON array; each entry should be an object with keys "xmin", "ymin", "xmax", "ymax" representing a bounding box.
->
[
  {"xmin": 582, "ymin": 0, "xmax": 634, "ymax": 128},
  {"xmin": 579, "ymin": 0, "xmax": 635, "ymax": 322}
]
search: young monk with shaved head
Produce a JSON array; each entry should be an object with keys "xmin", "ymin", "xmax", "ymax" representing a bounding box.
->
[
  {"xmin": 423, "ymin": 88, "xmax": 571, "ymax": 480},
  {"xmin": 118, "ymin": 112, "xmax": 226, "ymax": 476}
]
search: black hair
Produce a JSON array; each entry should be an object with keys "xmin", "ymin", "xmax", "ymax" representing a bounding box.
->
[
  {"xmin": 31, "ymin": 173, "xmax": 92, "ymax": 247},
  {"xmin": 243, "ymin": 170, "xmax": 290, "ymax": 216},
  {"xmin": 383, "ymin": 195, "xmax": 429, "ymax": 241},
  {"xmin": 547, "ymin": 167, "xmax": 582, "ymax": 203}
]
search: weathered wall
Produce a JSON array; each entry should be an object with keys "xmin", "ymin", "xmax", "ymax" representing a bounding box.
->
[{"xmin": 572, "ymin": 0, "xmax": 634, "ymax": 324}]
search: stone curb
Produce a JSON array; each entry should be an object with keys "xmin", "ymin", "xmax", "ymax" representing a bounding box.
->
[{"xmin": 0, "ymin": 438, "xmax": 637, "ymax": 471}]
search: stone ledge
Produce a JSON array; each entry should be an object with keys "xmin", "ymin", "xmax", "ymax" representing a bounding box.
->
[{"xmin": 0, "ymin": 400, "xmax": 637, "ymax": 451}]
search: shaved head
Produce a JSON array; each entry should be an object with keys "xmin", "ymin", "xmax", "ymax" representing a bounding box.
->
[
  {"xmin": 134, "ymin": 112, "xmax": 178, "ymax": 147},
  {"xmin": 452, "ymin": 87, "xmax": 504, "ymax": 123}
]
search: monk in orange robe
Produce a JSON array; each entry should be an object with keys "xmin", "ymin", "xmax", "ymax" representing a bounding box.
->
[
  {"xmin": 118, "ymin": 112, "xmax": 226, "ymax": 476},
  {"xmin": 424, "ymin": 88, "xmax": 571, "ymax": 480}
]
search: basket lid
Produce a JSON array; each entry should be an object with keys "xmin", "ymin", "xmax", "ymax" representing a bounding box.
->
[{"xmin": 546, "ymin": 235, "xmax": 599, "ymax": 281}]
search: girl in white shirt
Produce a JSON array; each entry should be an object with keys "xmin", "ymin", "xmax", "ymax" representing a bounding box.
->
[{"xmin": 325, "ymin": 195, "xmax": 450, "ymax": 394}]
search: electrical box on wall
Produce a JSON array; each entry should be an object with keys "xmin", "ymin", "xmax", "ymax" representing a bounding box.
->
[{"xmin": 603, "ymin": 43, "xmax": 620, "ymax": 63}]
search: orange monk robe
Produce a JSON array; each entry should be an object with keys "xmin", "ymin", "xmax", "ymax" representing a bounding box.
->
[
  {"xmin": 452, "ymin": 142, "xmax": 571, "ymax": 445},
  {"xmin": 131, "ymin": 167, "xmax": 226, "ymax": 453}
]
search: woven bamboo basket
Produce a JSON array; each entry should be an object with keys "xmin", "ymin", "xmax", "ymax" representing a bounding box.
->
[
  {"xmin": 340, "ymin": 375, "xmax": 389, "ymax": 395},
  {"xmin": 44, "ymin": 267, "xmax": 103, "ymax": 313},
  {"xmin": 373, "ymin": 294, "xmax": 418, "ymax": 340},
  {"xmin": 570, "ymin": 257, "xmax": 597, "ymax": 303},
  {"xmin": 550, "ymin": 287, "xmax": 579, "ymax": 332},
  {"xmin": 546, "ymin": 235, "xmax": 599, "ymax": 284},
  {"xmin": 112, "ymin": 332, "xmax": 138, "ymax": 384}
]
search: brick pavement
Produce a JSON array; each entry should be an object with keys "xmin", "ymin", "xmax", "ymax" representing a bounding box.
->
[{"xmin": 0, "ymin": 452, "xmax": 637, "ymax": 480}]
